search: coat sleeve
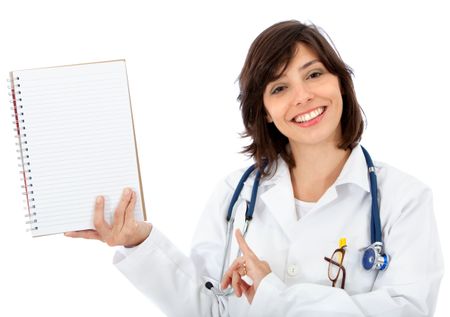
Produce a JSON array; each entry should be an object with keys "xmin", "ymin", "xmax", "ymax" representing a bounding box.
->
[
  {"xmin": 248, "ymin": 187, "xmax": 444, "ymax": 317},
  {"xmin": 113, "ymin": 178, "xmax": 234, "ymax": 317}
]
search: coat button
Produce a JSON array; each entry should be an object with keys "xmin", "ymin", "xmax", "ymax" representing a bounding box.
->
[{"xmin": 287, "ymin": 264, "xmax": 298, "ymax": 277}]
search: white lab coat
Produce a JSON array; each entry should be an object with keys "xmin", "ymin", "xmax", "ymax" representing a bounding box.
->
[{"xmin": 114, "ymin": 145, "xmax": 444, "ymax": 316}]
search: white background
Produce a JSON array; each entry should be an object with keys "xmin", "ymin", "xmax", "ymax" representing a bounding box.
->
[{"xmin": 0, "ymin": 0, "xmax": 448, "ymax": 316}]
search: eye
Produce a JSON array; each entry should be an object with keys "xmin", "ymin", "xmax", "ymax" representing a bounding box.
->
[
  {"xmin": 307, "ymin": 70, "xmax": 323, "ymax": 80},
  {"xmin": 271, "ymin": 85, "xmax": 286, "ymax": 95}
]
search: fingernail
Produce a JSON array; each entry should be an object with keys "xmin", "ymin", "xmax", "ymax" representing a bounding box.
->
[
  {"xmin": 96, "ymin": 196, "xmax": 102, "ymax": 204},
  {"xmin": 123, "ymin": 188, "xmax": 130, "ymax": 197}
]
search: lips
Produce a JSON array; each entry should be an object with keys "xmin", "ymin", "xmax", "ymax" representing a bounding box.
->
[{"xmin": 292, "ymin": 106, "xmax": 327, "ymax": 123}]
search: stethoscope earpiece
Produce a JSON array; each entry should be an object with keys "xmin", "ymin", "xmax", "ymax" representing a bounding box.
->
[{"xmin": 362, "ymin": 242, "xmax": 389, "ymax": 271}]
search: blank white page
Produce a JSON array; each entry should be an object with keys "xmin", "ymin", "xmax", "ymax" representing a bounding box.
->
[{"xmin": 11, "ymin": 60, "xmax": 145, "ymax": 237}]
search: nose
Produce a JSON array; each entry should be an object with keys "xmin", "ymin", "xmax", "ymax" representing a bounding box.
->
[{"xmin": 292, "ymin": 82, "xmax": 314, "ymax": 106}]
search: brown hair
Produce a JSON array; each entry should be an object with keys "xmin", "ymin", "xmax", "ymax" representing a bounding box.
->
[{"xmin": 238, "ymin": 20, "xmax": 364, "ymax": 179}]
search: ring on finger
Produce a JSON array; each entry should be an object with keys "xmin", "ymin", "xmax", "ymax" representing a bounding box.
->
[{"xmin": 240, "ymin": 261, "xmax": 247, "ymax": 276}]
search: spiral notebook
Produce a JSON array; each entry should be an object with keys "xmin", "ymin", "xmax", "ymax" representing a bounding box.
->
[{"xmin": 8, "ymin": 60, "xmax": 146, "ymax": 237}]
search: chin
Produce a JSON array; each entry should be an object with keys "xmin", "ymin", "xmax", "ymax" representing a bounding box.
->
[{"xmin": 291, "ymin": 132, "xmax": 341, "ymax": 147}]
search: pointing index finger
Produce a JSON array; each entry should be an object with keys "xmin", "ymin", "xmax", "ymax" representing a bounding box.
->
[{"xmin": 235, "ymin": 229, "xmax": 256, "ymax": 258}]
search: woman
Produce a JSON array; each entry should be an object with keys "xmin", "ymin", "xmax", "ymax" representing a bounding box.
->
[{"xmin": 66, "ymin": 20, "xmax": 444, "ymax": 316}]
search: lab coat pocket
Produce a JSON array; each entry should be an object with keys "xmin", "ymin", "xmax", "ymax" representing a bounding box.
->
[
  {"xmin": 343, "ymin": 245, "xmax": 377, "ymax": 294},
  {"xmin": 306, "ymin": 240, "xmax": 341, "ymax": 286}
]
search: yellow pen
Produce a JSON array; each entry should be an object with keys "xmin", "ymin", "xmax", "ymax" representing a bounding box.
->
[
  {"xmin": 338, "ymin": 237, "xmax": 347, "ymax": 262},
  {"xmin": 339, "ymin": 238, "xmax": 347, "ymax": 248}
]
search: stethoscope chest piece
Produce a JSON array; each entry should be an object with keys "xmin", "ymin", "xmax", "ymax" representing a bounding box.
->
[{"xmin": 362, "ymin": 242, "xmax": 389, "ymax": 271}]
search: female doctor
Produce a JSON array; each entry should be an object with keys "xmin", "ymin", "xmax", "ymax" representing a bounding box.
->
[{"xmin": 66, "ymin": 20, "xmax": 444, "ymax": 316}]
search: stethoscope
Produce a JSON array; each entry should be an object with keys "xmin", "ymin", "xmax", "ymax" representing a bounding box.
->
[{"xmin": 205, "ymin": 146, "xmax": 389, "ymax": 297}]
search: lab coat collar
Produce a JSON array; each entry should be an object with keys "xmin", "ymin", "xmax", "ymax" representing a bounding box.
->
[
  {"xmin": 254, "ymin": 144, "xmax": 370, "ymax": 241},
  {"xmin": 254, "ymin": 144, "xmax": 370, "ymax": 191},
  {"xmin": 334, "ymin": 145, "xmax": 371, "ymax": 193},
  {"xmin": 259, "ymin": 159, "xmax": 297, "ymax": 241},
  {"xmin": 258, "ymin": 144, "xmax": 371, "ymax": 190}
]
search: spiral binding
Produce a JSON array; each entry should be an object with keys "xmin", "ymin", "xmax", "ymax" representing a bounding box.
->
[{"xmin": 8, "ymin": 75, "xmax": 38, "ymax": 233}]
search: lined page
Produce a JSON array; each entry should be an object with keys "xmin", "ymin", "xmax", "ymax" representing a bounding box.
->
[{"xmin": 13, "ymin": 60, "xmax": 144, "ymax": 237}]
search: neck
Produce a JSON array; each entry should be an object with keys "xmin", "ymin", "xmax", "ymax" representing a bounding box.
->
[{"xmin": 289, "ymin": 141, "xmax": 351, "ymax": 202}]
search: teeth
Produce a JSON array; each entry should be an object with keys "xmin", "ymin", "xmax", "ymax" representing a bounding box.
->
[{"xmin": 294, "ymin": 107, "xmax": 325, "ymax": 123}]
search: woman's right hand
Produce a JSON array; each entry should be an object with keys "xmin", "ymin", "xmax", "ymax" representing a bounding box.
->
[{"xmin": 65, "ymin": 187, "xmax": 152, "ymax": 248}]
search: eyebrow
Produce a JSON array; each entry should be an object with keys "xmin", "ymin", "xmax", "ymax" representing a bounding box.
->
[
  {"xmin": 299, "ymin": 59, "xmax": 320, "ymax": 71},
  {"xmin": 272, "ymin": 59, "xmax": 321, "ymax": 83}
]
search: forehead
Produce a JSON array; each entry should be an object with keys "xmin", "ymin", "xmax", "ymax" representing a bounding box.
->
[{"xmin": 291, "ymin": 42, "xmax": 320, "ymax": 64}]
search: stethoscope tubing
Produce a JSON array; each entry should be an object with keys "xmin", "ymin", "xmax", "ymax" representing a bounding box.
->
[
  {"xmin": 211, "ymin": 145, "xmax": 387, "ymax": 297},
  {"xmin": 361, "ymin": 146, "xmax": 382, "ymax": 244}
]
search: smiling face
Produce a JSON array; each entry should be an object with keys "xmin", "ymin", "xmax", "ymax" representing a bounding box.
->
[{"xmin": 263, "ymin": 42, "xmax": 344, "ymax": 149}]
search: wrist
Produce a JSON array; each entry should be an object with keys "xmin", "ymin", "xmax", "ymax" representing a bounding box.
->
[{"xmin": 124, "ymin": 222, "xmax": 152, "ymax": 248}]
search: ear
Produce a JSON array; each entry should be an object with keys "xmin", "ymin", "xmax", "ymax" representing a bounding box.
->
[{"xmin": 266, "ymin": 113, "xmax": 273, "ymax": 123}]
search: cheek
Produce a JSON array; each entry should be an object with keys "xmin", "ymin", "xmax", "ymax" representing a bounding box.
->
[
  {"xmin": 329, "ymin": 97, "xmax": 343, "ymax": 124},
  {"xmin": 323, "ymin": 83, "xmax": 344, "ymax": 111},
  {"xmin": 263, "ymin": 100, "xmax": 278, "ymax": 123},
  {"xmin": 264, "ymin": 97, "xmax": 289, "ymax": 122},
  {"xmin": 336, "ymin": 94, "xmax": 344, "ymax": 115},
  {"xmin": 266, "ymin": 107, "xmax": 286, "ymax": 125}
]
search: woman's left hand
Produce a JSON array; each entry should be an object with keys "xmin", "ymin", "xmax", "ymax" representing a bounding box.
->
[{"xmin": 220, "ymin": 229, "xmax": 272, "ymax": 304}]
